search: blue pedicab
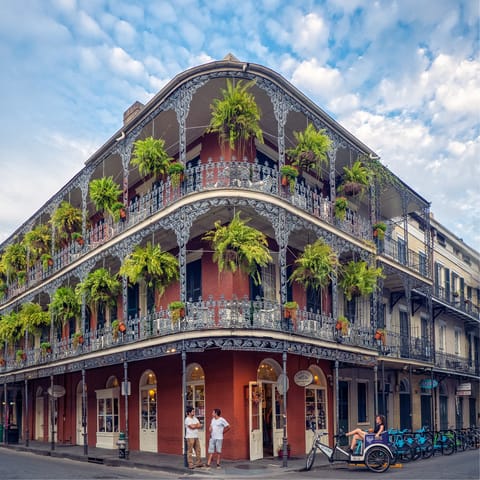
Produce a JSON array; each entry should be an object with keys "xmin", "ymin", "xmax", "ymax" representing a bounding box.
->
[{"xmin": 305, "ymin": 420, "xmax": 394, "ymax": 473}]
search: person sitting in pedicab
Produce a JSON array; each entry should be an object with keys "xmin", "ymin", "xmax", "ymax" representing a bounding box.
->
[{"xmin": 346, "ymin": 414, "xmax": 386, "ymax": 453}]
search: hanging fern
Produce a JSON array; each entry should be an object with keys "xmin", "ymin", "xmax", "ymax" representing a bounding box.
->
[
  {"xmin": 51, "ymin": 201, "xmax": 82, "ymax": 243},
  {"xmin": 19, "ymin": 302, "xmax": 50, "ymax": 334},
  {"xmin": 206, "ymin": 79, "xmax": 264, "ymax": 153},
  {"xmin": 120, "ymin": 242, "xmax": 179, "ymax": 297},
  {"xmin": 49, "ymin": 286, "xmax": 81, "ymax": 326},
  {"xmin": 203, "ymin": 211, "xmax": 272, "ymax": 285},
  {"xmin": 339, "ymin": 260, "xmax": 384, "ymax": 301},
  {"xmin": 287, "ymin": 123, "xmax": 332, "ymax": 174},
  {"xmin": 289, "ymin": 239, "xmax": 339, "ymax": 290},
  {"xmin": 89, "ymin": 177, "xmax": 123, "ymax": 220},
  {"xmin": 131, "ymin": 136, "xmax": 173, "ymax": 179},
  {"xmin": 75, "ymin": 268, "xmax": 121, "ymax": 313}
]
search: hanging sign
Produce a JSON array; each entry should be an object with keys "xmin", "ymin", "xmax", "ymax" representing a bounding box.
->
[
  {"xmin": 47, "ymin": 385, "xmax": 66, "ymax": 398},
  {"xmin": 419, "ymin": 379, "xmax": 438, "ymax": 389},
  {"xmin": 294, "ymin": 370, "xmax": 314, "ymax": 387},
  {"xmin": 276, "ymin": 373, "xmax": 290, "ymax": 394}
]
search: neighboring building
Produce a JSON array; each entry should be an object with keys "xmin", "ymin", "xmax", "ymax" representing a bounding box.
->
[{"xmin": 0, "ymin": 55, "xmax": 478, "ymax": 460}]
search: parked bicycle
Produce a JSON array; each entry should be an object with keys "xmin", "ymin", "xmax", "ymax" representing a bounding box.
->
[{"xmin": 305, "ymin": 420, "xmax": 393, "ymax": 473}]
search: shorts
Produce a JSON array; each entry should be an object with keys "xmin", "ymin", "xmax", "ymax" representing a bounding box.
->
[{"xmin": 208, "ymin": 438, "xmax": 223, "ymax": 453}]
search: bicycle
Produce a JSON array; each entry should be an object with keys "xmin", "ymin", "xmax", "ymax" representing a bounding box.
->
[{"xmin": 305, "ymin": 420, "xmax": 393, "ymax": 473}]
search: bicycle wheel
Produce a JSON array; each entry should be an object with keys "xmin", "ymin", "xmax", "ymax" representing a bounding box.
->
[
  {"xmin": 442, "ymin": 439, "xmax": 455, "ymax": 455},
  {"xmin": 305, "ymin": 446, "xmax": 317, "ymax": 471},
  {"xmin": 365, "ymin": 447, "xmax": 391, "ymax": 473},
  {"xmin": 421, "ymin": 441, "xmax": 434, "ymax": 459},
  {"xmin": 398, "ymin": 445, "xmax": 413, "ymax": 463}
]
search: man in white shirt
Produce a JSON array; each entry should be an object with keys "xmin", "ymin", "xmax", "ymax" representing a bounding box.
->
[
  {"xmin": 185, "ymin": 406, "xmax": 204, "ymax": 469},
  {"xmin": 207, "ymin": 408, "xmax": 231, "ymax": 468}
]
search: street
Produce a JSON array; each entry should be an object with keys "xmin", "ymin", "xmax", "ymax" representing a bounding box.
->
[{"xmin": 0, "ymin": 448, "xmax": 478, "ymax": 480}]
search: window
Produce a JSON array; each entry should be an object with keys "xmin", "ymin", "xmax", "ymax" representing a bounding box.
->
[
  {"xmin": 439, "ymin": 323, "xmax": 446, "ymax": 351},
  {"xmin": 437, "ymin": 233, "xmax": 446, "ymax": 247},
  {"xmin": 397, "ymin": 238, "xmax": 407, "ymax": 265},
  {"xmin": 454, "ymin": 329, "xmax": 461, "ymax": 355},
  {"xmin": 357, "ymin": 382, "xmax": 368, "ymax": 423},
  {"xmin": 419, "ymin": 252, "xmax": 427, "ymax": 276}
]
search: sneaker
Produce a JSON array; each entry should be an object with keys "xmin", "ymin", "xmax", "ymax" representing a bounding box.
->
[
  {"xmin": 216, "ymin": 464, "xmax": 221, "ymax": 469},
  {"xmin": 205, "ymin": 464, "xmax": 211, "ymax": 469}
]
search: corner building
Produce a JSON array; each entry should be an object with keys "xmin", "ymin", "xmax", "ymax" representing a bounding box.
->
[{"xmin": 0, "ymin": 55, "xmax": 478, "ymax": 460}]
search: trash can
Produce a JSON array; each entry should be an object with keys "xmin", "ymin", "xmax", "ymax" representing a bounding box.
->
[
  {"xmin": 0, "ymin": 424, "xmax": 4, "ymax": 443},
  {"xmin": 7, "ymin": 425, "xmax": 19, "ymax": 444}
]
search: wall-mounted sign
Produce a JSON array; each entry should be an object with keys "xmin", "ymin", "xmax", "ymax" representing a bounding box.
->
[
  {"xmin": 47, "ymin": 385, "xmax": 66, "ymax": 398},
  {"xmin": 456, "ymin": 389, "xmax": 471, "ymax": 396},
  {"xmin": 276, "ymin": 373, "xmax": 290, "ymax": 395},
  {"xmin": 294, "ymin": 370, "xmax": 314, "ymax": 387},
  {"xmin": 457, "ymin": 383, "xmax": 471, "ymax": 391},
  {"xmin": 419, "ymin": 379, "xmax": 438, "ymax": 389}
]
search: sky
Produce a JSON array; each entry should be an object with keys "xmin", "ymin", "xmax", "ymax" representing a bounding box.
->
[{"xmin": 0, "ymin": 0, "xmax": 478, "ymax": 250}]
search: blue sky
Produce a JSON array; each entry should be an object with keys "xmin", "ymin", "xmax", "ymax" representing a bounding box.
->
[{"xmin": 0, "ymin": 0, "xmax": 478, "ymax": 249}]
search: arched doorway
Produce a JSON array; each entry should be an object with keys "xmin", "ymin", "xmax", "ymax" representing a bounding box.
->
[
  {"xmin": 304, "ymin": 365, "xmax": 328, "ymax": 453},
  {"xmin": 186, "ymin": 363, "xmax": 205, "ymax": 457},
  {"xmin": 76, "ymin": 381, "xmax": 87, "ymax": 445},
  {"xmin": 139, "ymin": 370, "xmax": 157, "ymax": 452},
  {"xmin": 248, "ymin": 358, "xmax": 282, "ymax": 460},
  {"xmin": 35, "ymin": 387, "xmax": 44, "ymax": 441},
  {"xmin": 95, "ymin": 375, "xmax": 120, "ymax": 449}
]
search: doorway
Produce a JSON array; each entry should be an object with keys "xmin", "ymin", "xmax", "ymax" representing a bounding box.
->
[
  {"xmin": 139, "ymin": 370, "xmax": 157, "ymax": 452},
  {"xmin": 35, "ymin": 388, "xmax": 44, "ymax": 441},
  {"xmin": 76, "ymin": 381, "xmax": 87, "ymax": 445}
]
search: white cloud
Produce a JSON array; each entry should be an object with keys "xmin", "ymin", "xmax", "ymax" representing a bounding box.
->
[{"xmin": 114, "ymin": 19, "xmax": 136, "ymax": 46}]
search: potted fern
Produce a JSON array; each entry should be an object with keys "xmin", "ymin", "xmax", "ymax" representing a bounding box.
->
[
  {"xmin": 167, "ymin": 161, "xmax": 185, "ymax": 187},
  {"xmin": 338, "ymin": 160, "xmax": 370, "ymax": 196},
  {"xmin": 339, "ymin": 260, "xmax": 384, "ymax": 301},
  {"xmin": 132, "ymin": 136, "xmax": 173, "ymax": 180},
  {"xmin": 51, "ymin": 201, "xmax": 83, "ymax": 246},
  {"xmin": 169, "ymin": 301, "xmax": 185, "ymax": 323},
  {"xmin": 206, "ymin": 79, "xmax": 264, "ymax": 159},
  {"xmin": 119, "ymin": 242, "xmax": 179, "ymax": 298},
  {"xmin": 286, "ymin": 123, "xmax": 331, "ymax": 175},
  {"xmin": 89, "ymin": 176, "xmax": 124, "ymax": 221},
  {"xmin": 202, "ymin": 211, "xmax": 272, "ymax": 286},
  {"xmin": 334, "ymin": 197, "xmax": 348, "ymax": 221},
  {"xmin": 373, "ymin": 222, "xmax": 387, "ymax": 240},
  {"xmin": 40, "ymin": 341, "xmax": 52, "ymax": 354},
  {"xmin": 335, "ymin": 316, "xmax": 350, "ymax": 335},
  {"xmin": 280, "ymin": 165, "xmax": 299, "ymax": 192}
]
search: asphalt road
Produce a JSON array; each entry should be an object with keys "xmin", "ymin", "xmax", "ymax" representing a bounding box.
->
[{"xmin": 0, "ymin": 447, "xmax": 478, "ymax": 480}]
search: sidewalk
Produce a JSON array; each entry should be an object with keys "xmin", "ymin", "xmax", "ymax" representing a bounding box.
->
[{"xmin": 0, "ymin": 440, "xmax": 331, "ymax": 477}]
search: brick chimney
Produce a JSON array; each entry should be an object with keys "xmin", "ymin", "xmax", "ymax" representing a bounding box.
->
[{"xmin": 123, "ymin": 101, "xmax": 144, "ymax": 125}]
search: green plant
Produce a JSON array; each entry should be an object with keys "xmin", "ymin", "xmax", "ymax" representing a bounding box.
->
[
  {"xmin": 334, "ymin": 197, "xmax": 348, "ymax": 220},
  {"xmin": 131, "ymin": 136, "xmax": 173, "ymax": 179},
  {"xmin": 2, "ymin": 242, "xmax": 27, "ymax": 282},
  {"xmin": 0, "ymin": 311, "xmax": 22, "ymax": 346},
  {"xmin": 72, "ymin": 331, "xmax": 84, "ymax": 348},
  {"xmin": 51, "ymin": 201, "xmax": 82, "ymax": 245},
  {"xmin": 202, "ymin": 211, "xmax": 272, "ymax": 286},
  {"xmin": 373, "ymin": 222, "xmax": 387, "ymax": 240},
  {"xmin": 119, "ymin": 242, "xmax": 179, "ymax": 297},
  {"xmin": 16, "ymin": 349, "xmax": 26, "ymax": 362},
  {"xmin": 287, "ymin": 123, "xmax": 331, "ymax": 174},
  {"xmin": 23, "ymin": 224, "xmax": 51, "ymax": 264},
  {"xmin": 71, "ymin": 232, "xmax": 85, "ymax": 245},
  {"xmin": 75, "ymin": 268, "xmax": 121, "ymax": 315},
  {"xmin": 40, "ymin": 341, "xmax": 52, "ymax": 352},
  {"xmin": 49, "ymin": 286, "xmax": 80, "ymax": 326},
  {"xmin": 206, "ymin": 79, "xmax": 264, "ymax": 156},
  {"xmin": 280, "ymin": 165, "xmax": 299, "ymax": 192},
  {"xmin": 289, "ymin": 239, "xmax": 339, "ymax": 291},
  {"xmin": 19, "ymin": 302, "xmax": 50, "ymax": 335},
  {"xmin": 283, "ymin": 301, "xmax": 298, "ymax": 309},
  {"xmin": 169, "ymin": 301, "xmax": 185, "ymax": 322},
  {"xmin": 41, "ymin": 253, "xmax": 54, "ymax": 270},
  {"xmin": 336, "ymin": 316, "xmax": 350, "ymax": 334},
  {"xmin": 167, "ymin": 162, "xmax": 185, "ymax": 187},
  {"xmin": 89, "ymin": 177, "xmax": 124, "ymax": 220},
  {"xmin": 338, "ymin": 160, "xmax": 371, "ymax": 196},
  {"xmin": 339, "ymin": 260, "xmax": 385, "ymax": 301}
]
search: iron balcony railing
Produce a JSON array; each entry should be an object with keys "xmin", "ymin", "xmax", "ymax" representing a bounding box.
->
[{"xmin": 1, "ymin": 158, "xmax": 372, "ymax": 305}]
